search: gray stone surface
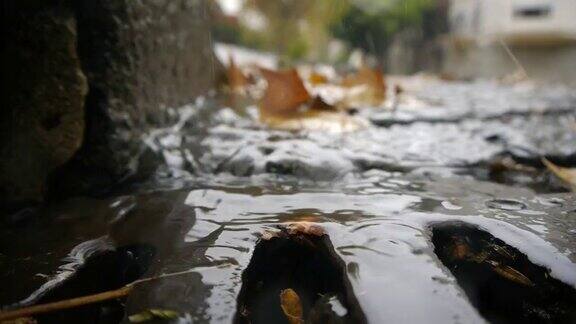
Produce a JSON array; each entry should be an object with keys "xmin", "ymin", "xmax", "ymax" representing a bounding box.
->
[
  {"xmin": 53, "ymin": 0, "xmax": 221, "ymax": 197},
  {"xmin": 0, "ymin": 0, "xmax": 221, "ymax": 212}
]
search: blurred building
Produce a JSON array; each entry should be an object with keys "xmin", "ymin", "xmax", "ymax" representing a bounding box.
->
[{"xmin": 445, "ymin": 0, "xmax": 576, "ymax": 84}]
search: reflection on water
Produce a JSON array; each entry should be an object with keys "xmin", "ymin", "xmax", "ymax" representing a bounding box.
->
[{"xmin": 2, "ymin": 180, "xmax": 574, "ymax": 323}]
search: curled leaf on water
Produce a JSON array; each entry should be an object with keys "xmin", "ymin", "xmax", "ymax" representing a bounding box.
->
[
  {"xmin": 489, "ymin": 157, "xmax": 537, "ymax": 174},
  {"xmin": 226, "ymin": 55, "xmax": 250, "ymax": 93},
  {"xmin": 263, "ymin": 109, "xmax": 366, "ymax": 133},
  {"xmin": 128, "ymin": 309, "xmax": 179, "ymax": 323},
  {"xmin": 309, "ymin": 96, "xmax": 337, "ymax": 112},
  {"xmin": 256, "ymin": 67, "xmax": 367, "ymax": 132},
  {"xmin": 280, "ymin": 288, "xmax": 303, "ymax": 324},
  {"xmin": 341, "ymin": 65, "xmax": 386, "ymax": 106},
  {"xmin": 259, "ymin": 68, "xmax": 311, "ymax": 115},
  {"xmin": 487, "ymin": 261, "xmax": 534, "ymax": 286},
  {"xmin": 542, "ymin": 158, "xmax": 576, "ymax": 191}
]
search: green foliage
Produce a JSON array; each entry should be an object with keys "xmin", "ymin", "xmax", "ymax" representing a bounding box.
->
[
  {"xmin": 211, "ymin": 0, "xmax": 434, "ymax": 62},
  {"xmin": 331, "ymin": 0, "xmax": 434, "ymax": 56},
  {"xmin": 212, "ymin": 0, "xmax": 349, "ymax": 62}
]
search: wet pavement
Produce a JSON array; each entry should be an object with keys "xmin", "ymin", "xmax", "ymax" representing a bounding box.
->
[{"xmin": 1, "ymin": 77, "xmax": 575, "ymax": 323}]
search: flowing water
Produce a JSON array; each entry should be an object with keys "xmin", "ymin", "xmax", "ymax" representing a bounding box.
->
[{"xmin": 1, "ymin": 78, "xmax": 576, "ymax": 323}]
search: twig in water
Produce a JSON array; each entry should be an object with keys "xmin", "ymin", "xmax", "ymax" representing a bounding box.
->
[
  {"xmin": 0, "ymin": 269, "xmax": 196, "ymax": 321},
  {"xmin": 499, "ymin": 39, "xmax": 528, "ymax": 80}
]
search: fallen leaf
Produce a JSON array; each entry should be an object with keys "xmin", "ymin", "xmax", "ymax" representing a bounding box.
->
[
  {"xmin": 129, "ymin": 309, "xmax": 179, "ymax": 323},
  {"xmin": 487, "ymin": 242, "xmax": 516, "ymax": 259},
  {"xmin": 542, "ymin": 158, "xmax": 576, "ymax": 191},
  {"xmin": 285, "ymin": 221, "xmax": 326, "ymax": 237},
  {"xmin": 449, "ymin": 237, "xmax": 470, "ymax": 260},
  {"xmin": 309, "ymin": 96, "xmax": 337, "ymax": 112},
  {"xmin": 256, "ymin": 68, "xmax": 368, "ymax": 132},
  {"xmin": 262, "ymin": 110, "xmax": 366, "ymax": 133},
  {"xmin": 488, "ymin": 261, "xmax": 534, "ymax": 286},
  {"xmin": 341, "ymin": 65, "xmax": 386, "ymax": 106},
  {"xmin": 261, "ymin": 229, "xmax": 278, "ymax": 241},
  {"xmin": 259, "ymin": 68, "xmax": 311, "ymax": 115},
  {"xmin": 280, "ymin": 288, "xmax": 303, "ymax": 324},
  {"xmin": 226, "ymin": 55, "xmax": 249, "ymax": 92},
  {"xmin": 468, "ymin": 251, "xmax": 489, "ymax": 263}
]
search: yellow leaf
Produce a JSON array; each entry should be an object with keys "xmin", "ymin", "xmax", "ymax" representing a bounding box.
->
[
  {"xmin": 542, "ymin": 158, "xmax": 576, "ymax": 191},
  {"xmin": 129, "ymin": 309, "xmax": 179, "ymax": 323},
  {"xmin": 488, "ymin": 261, "xmax": 534, "ymax": 286},
  {"xmin": 280, "ymin": 288, "xmax": 303, "ymax": 324}
]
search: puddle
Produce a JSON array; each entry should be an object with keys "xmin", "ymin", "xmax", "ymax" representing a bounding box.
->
[{"xmin": 432, "ymin": 223, "xmax": 576, "ymax": 323}]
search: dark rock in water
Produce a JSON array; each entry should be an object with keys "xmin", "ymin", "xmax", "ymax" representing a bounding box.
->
[
  {"xmin": 432, "ymin": 223, "xmax": 576, "ymax": 324},
  {"xmin": 0, "ymin": 0, "xmax": 222, "ymax": 213},
  {"xmin": 234, "ymin": 230, "xmax": 366, "ymax": 324},
  {"xmin": 32, "ymin": 244, "xmax": 155, "ymax": 324},
  {"xmin": 0, "ymin": 3, "xmax": 88, "ymax": 212}
]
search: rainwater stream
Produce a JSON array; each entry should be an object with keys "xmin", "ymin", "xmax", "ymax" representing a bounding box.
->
[{"xmin": 1, "ymin": 78, "xmax": 576, "ymax": 323}]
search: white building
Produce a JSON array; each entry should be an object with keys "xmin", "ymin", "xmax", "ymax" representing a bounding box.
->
[
  {"xmin": 445, "ymin": 0, "xmax": 576, "ymax": 83},
  {"xmin": 450, "ymin": 0, "xmax": 576, "ymax": 45}
]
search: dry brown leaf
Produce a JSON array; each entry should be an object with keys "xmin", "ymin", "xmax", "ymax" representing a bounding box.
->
[
  {"xmin": 341, "ymin": 65, "xmax": 386, "ymax": 105},
  {"xmin": 226, "ymin": 56, "xmax": 249, "ymax": 92},
  {"xmin": 309, "ymin": 96, "xmax": 337, "ymax": 112},
  {"xmin": 259, "ymin": 68, "xmax": 311, "ymax": 115},
  {"xmin": 257, "ymin": 68, "xmax": 366, "ymax": 132},
  {"xmin": 280, "ymin": 288, "xmax": 303, "ymax": 324},
  {"xmin": 542, "ymin": 158, "xmax": 576, "ymax": 191},
  {"xmin": 488, "ymin": 261, "xmax": 534, "ymax": 286},
  {"xmin": 285, "ymin": 221, "xmax": 326, "ymax": 237},
  {"xmin": 129, "ymin": 309, "xmax": 179, "ymax": 323},
  {"xmin": 260, "ymin": 229, "xmax": 278, "ymax": 241},
  {"xmin": 449, "ymin": 237, "xmax": 470, "ymax": 260}
]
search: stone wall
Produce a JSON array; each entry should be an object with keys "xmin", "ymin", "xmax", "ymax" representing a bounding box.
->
[
  {"xmin": 0, "ymin": 0, "xmax": 221, "ymax": 213},
  {"xmin": 0, "ymin": 2, "xmax": 88, "ymax": 211}
]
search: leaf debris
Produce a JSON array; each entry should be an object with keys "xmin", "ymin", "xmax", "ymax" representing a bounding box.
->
[
  {"xmin": 128, "ymin": 309, "xmax": 179, "ymax": 323},
  {"xmin": 542, "ymin": 158, "xmax": 576, "ymax": 191},
  {"xmin": 280, "ymin": 288, "xmax": 303, "ymax": 324}
]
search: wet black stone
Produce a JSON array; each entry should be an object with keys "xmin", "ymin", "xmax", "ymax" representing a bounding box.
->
[
  {"xmin": 432, "ymin": 223, "xmax": 576, "ymax": 324},
  {"xmin": 235, "ymin": 231, "xmax": 366, "ymax": 324}
]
